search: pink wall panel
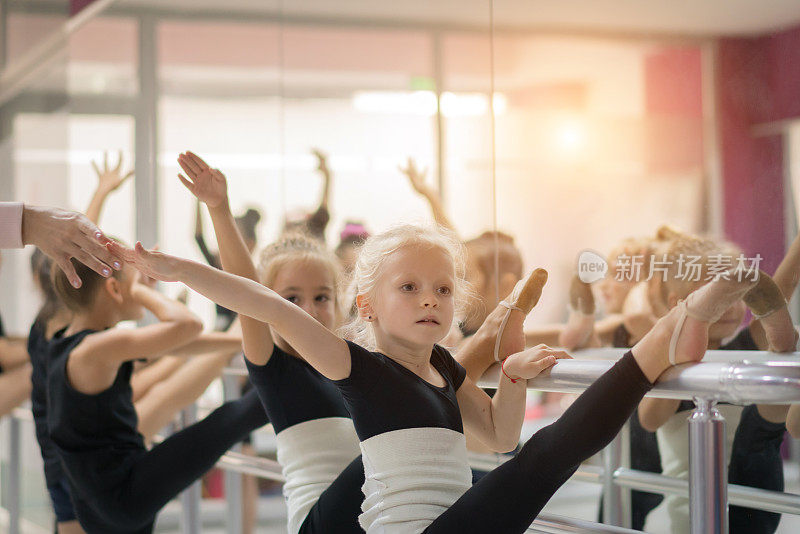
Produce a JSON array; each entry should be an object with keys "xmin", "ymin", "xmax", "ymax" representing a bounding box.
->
[{"xmin": 717, "ymin": 25, "xmax": 800, "ymax": 273}]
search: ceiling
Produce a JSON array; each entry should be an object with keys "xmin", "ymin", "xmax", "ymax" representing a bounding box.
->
[{"xmin": 108, "ymin": 0, "xmax": 800, "ymax": 37}]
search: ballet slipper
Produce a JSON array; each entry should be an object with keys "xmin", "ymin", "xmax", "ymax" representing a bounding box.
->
[
  {"xmin": 493, "ymin": 268, "xmax": 548, "ymax": 362},
  {"xmin": 632, "ymin": 272, "xmax": 756, "ymax": 383},
  {"xmin": 744, "ymin": 271, "xmax": 797, "ymax": 352},
  {"xmin": 744, "ymin": 271, "xmax": 786, "ymax": 319},
  {"xmin": 569, "ymin": 275, "xmax": 595, "ymax": 315},
  {"xmin": 559, "ymin": 275, "xmax": 596, "ymax": 349},
  {"xmin": 667, "ymin": 272, "xmax": 757, "ymax": 366}
]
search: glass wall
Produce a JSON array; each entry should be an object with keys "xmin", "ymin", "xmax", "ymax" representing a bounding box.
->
[{"xmin": 1, "ymin": 1, "xmax": 798, "ymax": 532}]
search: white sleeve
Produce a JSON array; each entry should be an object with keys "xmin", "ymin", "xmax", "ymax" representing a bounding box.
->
[{"xmin": 0, "ymin": 202, "xmax": 24, "ymax": 249}]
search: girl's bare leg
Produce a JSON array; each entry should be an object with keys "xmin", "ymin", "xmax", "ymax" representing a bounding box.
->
[
  {"xmin": 135, "ymin": 350, "xmax": 237, "ymax": 442},
  {"xmin": 131, "ymin": 355, "xmax": 187, "ymax": 403},
  {"xmin": 456, "ymin": 269, "xmax": 548, "ymax": 383},
  {"xmin": 743, "ymin": 271, "xmax": 798, "ymax": 422},
  {"xmin": 56, "ymin": 521, "xmax": 86, "ymax": 534}
]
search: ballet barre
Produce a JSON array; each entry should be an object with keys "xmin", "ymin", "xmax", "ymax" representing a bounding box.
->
[
  {"xmin": 4, "ymin": 353, "xmax": 800, "ymax": 534},
  {"xmin": 478, "ymin": 348, "xmax": 800, "ymax": 404},
  {"xmin": 215, "ymin": 351, "xmax": 800, "ymax": 534},
  {"xmin": 479, "ymin": 348, "xmax": 800, "ymax": 534}
]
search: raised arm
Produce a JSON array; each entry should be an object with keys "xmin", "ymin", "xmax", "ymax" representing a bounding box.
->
[
  {"xmin": 194, "ymin": 200, "xmax": 220, "ymax": 268},
  {"xmin": 107, "ymin": 241, "xmax": 352, "ymax": 380},
  {"xmin": 399, "ymin": 157, "xmax": 457, "ymax": 236},
  {"xmin": 178, "ymin": 151, "xmax": 274, "ymax": 365},
  {"xmin": 85, "ymin": 150, "xmax": 134, "ymax": 224},
  {"xmin": 457, "ymin": 346, "xmax": 567, "ymax": 452},
  {"xmin": 69, "ymin": 282, "xmax": 203, "ymax": 394},
  {"xmin": 167, "ymin": 331, "xmax": 243, "ymax": 357},
  {"xmin": 312, "ymin": 148, "xmax": 332, "ymax": 211},
  {"xmin": 772, "ymin": 232, "xmax": 800, "ymax": 299}
]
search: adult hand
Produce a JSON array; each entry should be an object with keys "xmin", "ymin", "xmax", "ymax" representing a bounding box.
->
[{"xmin": 21, "ymin": 205, "xmax": 119, "ymax": 288}]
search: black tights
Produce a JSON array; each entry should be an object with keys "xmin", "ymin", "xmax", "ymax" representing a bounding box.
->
[
  {"xmin": 71, "ymin": 389, "xmax": 268, "ymax": 533},
  {"xmin": 298, "ymin": 455, "xmax": 365, "ymax": 533},
  {"xmin": 293, "ymin": 352, "xmax": 652, "ymax": 534},
  {"xmin": 423, "ymin": 351, "xmax": 652, "ymax": 534}
]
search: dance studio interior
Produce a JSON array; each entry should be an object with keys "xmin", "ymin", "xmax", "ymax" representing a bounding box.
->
[{"xmin": 2, "ymin": 1, "xmax": 800, "ymax": 533}]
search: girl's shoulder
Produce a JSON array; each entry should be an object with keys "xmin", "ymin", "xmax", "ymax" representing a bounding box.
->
[{"xmin": 431, "ymin": 344, "xmax": 466, "ymax": 388}]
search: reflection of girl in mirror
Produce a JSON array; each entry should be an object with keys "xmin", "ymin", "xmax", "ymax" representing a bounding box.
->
[
  {"xmin": 398, "ymin": 158, "xmax": 526, "ymax": 346},
  {"xmin": 559, "ymin": 226, "xmax": 684, "ymax": 352},
  {"xmin": 637, "ymin": 231, "xmax": 797, "ymax": 534},
  {"xmin": 111, "ymin": 194, "xmax": 759, "ymax": 533},
  {"xmin": 281, "ymin": 148, "xmax": 332, "ymax": 242},
  {"xmin": 195, "ymin": 199, "xmax": 261, "ymax": 331}
]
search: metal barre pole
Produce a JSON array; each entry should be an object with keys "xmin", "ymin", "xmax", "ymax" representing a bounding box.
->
[
  {"xmin": 216, "ymin": 451, "xmax": 285, "ymax": 482},
  {"xmin": 602, "ymin": 432, "xmax": 624, "ymax": 527},
  {"xmin": 610, "ymin": 468, "xmax": 800, "ymax": 515},
  {"xmin": 477, "ymin": 353, "xmax": 800, "ymax": 404},
  {"xmin": 689, "ymin": 398, "xmax": 727, "ymax": 534},
  {"xmin": 211, "ymin": 430, "xmax": 800, "ymax": 527},
  {"xmin": 533, "ymin": 513, "xmax": 641, "ymax": 533},
  {"xmin": 225, "ymin": 352, "xmax": 800, "ymax": 403},
  {"xmin": 7, "ymin": 416, "xmax": 21, "ymax": 534}
]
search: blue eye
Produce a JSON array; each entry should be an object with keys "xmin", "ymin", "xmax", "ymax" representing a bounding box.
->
[
  {"xmin": 401, "ymin": 283, "xmax": 415, "ymax": 292},
  {"xmin": 438, "ymin": 286, "xmax": 452, "ymax": 296}
]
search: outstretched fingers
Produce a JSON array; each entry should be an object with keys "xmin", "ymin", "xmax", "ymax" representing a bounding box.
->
[
  {"xmin": 106, "ymin": 239, "xmax": 137, "ymax": 263},
  {"xmin": 177, "ymin": 172, "xmax": 196, "ymax": 193},
  {"xmin": 113, "ymin": 149, "xmax": 124, "ymax": 172},
  {"xmin": 178, "ymin": 154, "xmax": 200, "ymax": 178},
  {"xmin": 185, "ymin": 151, "xmax": 210, "ymax": 171}
]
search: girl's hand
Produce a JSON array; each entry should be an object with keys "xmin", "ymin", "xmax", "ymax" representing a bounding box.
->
[
  {"xmin": 177, "ymin": 151, "xmax": 228, "ymax": 208},
  {"xmin": 311, "ymin": 148, "xmax": 329, "ymax": 174},
  {"xmin": 92, "ymin": 150, "xmax": 134, "ymax": 194},
  {"xmin": 502, "ymin": 345, "xmax": 571, "ymax": 381},
  {"xmin": 398, "ymin": 157, "xmax": 429, "ymax": 194},
  {"xmin": 106, "ymin": 240, "xmax": 180, "ymax": 283}
]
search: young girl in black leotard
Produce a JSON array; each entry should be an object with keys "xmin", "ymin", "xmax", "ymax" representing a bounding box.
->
[{"xmin": 45, "ymin": 257, "xmax": 267, "ymax": 534}]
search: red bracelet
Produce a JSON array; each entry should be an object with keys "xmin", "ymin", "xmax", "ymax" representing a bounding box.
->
[{"xmin": 501, "ymin": 358, "xmax": 518, "ymax": 383}]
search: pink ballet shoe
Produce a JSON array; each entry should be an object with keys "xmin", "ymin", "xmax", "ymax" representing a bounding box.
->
[{"xmin": 494, "ymin": 268, "xmax": 548, "ymax": 362}]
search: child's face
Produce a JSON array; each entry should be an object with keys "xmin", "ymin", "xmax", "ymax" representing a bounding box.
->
[
  {"xmin": 371, "ymin": 244, "xmax": 456, "ymax": 349},
  {"xmin": 272, "ymin": 258, "xmax": 337, "ymax": 330},
  {"xmin": 598, "ymin": 263, "xmax": 636, "ymax": 314}
]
